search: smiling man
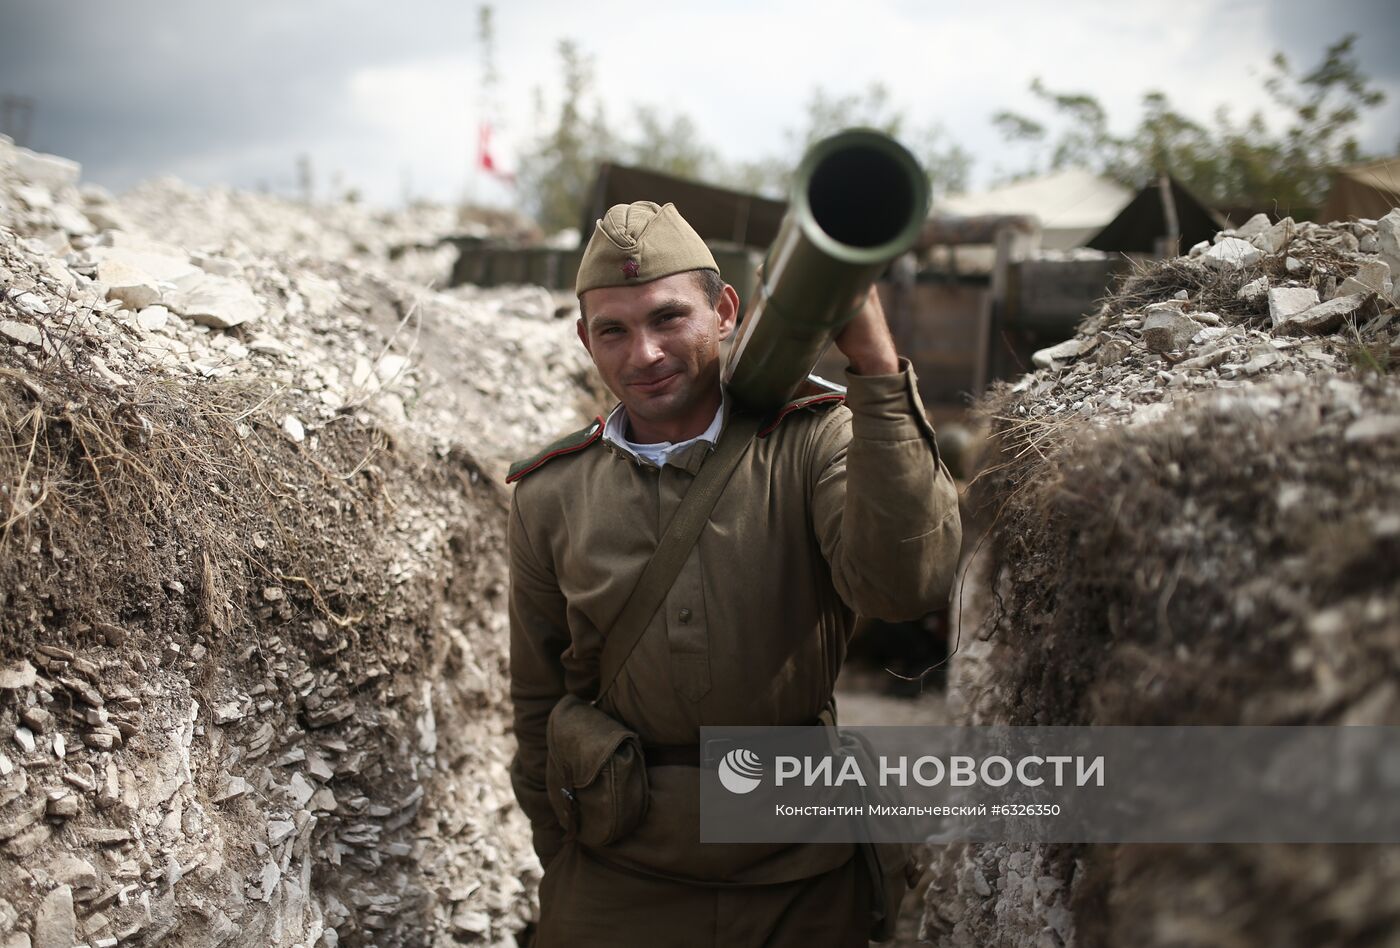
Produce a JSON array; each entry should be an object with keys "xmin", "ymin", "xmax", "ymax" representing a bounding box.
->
[
  {"xmin": 506, "ymin": 201, "xmax": 961, "ymax": 946},
  {"xmin": 580, "ymin": 264, "xmax": 737, "ymax": 452}
]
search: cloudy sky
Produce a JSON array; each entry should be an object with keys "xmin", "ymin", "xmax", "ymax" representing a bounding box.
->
[{"xmin": 2, "ymin": 0, "xmax": 1396, "ymax": 208}]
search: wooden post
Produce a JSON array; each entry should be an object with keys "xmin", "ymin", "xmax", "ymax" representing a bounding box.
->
[{"xmin": 1157, "ymin": 172, "xmax": 1180, "ymax": 259}]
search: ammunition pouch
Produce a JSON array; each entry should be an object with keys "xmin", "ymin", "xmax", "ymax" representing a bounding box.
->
[
  {"xmin": 545, "ymin": 694, "xmax": 650, "ymax": 848},
  {"xmin": 820, "ymin": 709, "xmax": 918, "ymax": 944}
]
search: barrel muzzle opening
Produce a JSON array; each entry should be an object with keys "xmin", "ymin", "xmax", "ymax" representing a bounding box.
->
[{"xmin": 808, "ymin": 144, "xmax": 918, "ymax": 249}]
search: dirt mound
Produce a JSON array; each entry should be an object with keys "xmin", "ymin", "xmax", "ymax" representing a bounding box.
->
[
  {"xmin": 111, "ymin": 175, "xmax": 534, "ymax": 290},
  {"xmin": 924, "ymin": 213, "xmax": 1400, "ymax": 947},
  {"xmin": 0, "ymin": 138, "xmax": 593, "ymax": 945}
]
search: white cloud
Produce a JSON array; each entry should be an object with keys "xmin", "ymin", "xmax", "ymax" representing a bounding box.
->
[
  {"xmin": 7, "ymin": 0, "xmax": 1392, "ymax": 206},
  {"xmin": 481, "ymin": 0, "xmax": 1347, "ymax": 194},
  {"xmin": 345, "ymin": 56, "xmax": 529, "ymax": 204}
]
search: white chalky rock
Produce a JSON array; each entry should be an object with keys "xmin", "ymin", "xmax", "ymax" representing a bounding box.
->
[
  {"xmin": 14, "ymin": 148, "xmax": 81, "ymax": 190},
  {"xmin": 0, "ymin": 320, "xmax": 42, "ymax": 347},
  {"xmin": 89, "ymin": 245, "xmax": 197, "ymax": 284},
  {"xmin": 1277, "ymin": 294, "xmax": 1366, "ymax": 335},
  {"xmin": 1142, "ymin": 309, "xmax": 1202, "ymax": 353},
  {"xmin": 1252, "ymin": 217, "xmax": 1295, "ymax": 254},
  {"xmin": 281, "ymin": 415, "xmax": 306, "ymax": 443},
  {"xmin": 215, "ymin": 776, "xmax": 250, "ymax": 801},
  {"xmin": 165, "ymin": 273, "xmax": 263, "ymax": 328},
  {"xmin": 288, "ymin": 772, "xmax": 315, "ymax": 808},
  {"xmin": 14, "ymin": 185, "xmax": 52, "ymax": 209},
  {"xmin": 296, "ymin": 274, "xmax": 342, "ymax": 316},
  {"xmin": 1203, "ymin": 237, "xmax": 1263, "ymax": 270},
  {"xmin": 1337, "ymin": 260, "xmax": 1389, "ymax": 298},
  {"xmin": 135, "ymin": 305, "xmax": 171, "ymax": 332},
  {"xmin": 376, "ymin": 353, "xmax": 411, "ymax": 383},
  {"xmin": 1344, "ymin": 415, "xmax": 1400, "ymax": 443},
  {"xmin": 0, "ymin": 661, "xmax": 36, "ymax": 690},
  {"xmin": 41, "ymin": 258, "xmax": 75, "ymax": 289},
  {"xmin": 1236, "ymin": 276, "xmax": 1269, "ymax": 302},
  {"xmin": 12, "ymin": 293, "xmax": 49, "ymax": 316},
  {"xmin": 50, "ymin": 204, "xmax": 95, "ymax": 236},
  {"xmin": 1376, "ymin": 209, "xmax": 1400, "ymax": 277},
  {"xmin": 191, "ymin": 253, "xmax": 242, "ymax": 278},
  {"xmin": 267, "ymin": 820, "xmax": 296, "ymax": 845},
  {"xmin": 32, "ymin": 884, "xmax": 75, "ymax": 948},
  {"xmin": 452, "ymin": 909, "xmax": 491, "ymax": 936},
  {"xmin": 96, "ymin": 258, "xmax": 162, "ymax": 310},
  {"xmin": 47, "ymin": 854, "xmax": 98, "ymax": 891},
  {"xmin": 1031, "ymin": 338, "xmax": 1085, "ymax": 370},
  {"xmin": 1233, "ymin": 212, "xmax": 1272, "ymax": 241},
  {"xmin": 1268, "ymin": 287, "xmax": 1320, "ymax": 327},
  {"xmin": 86, "ymin": 204, "xmax": 132, "ymax": 232}
]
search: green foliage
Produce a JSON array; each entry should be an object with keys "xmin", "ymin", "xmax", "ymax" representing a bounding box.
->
[
  {"xmin": 517, "ymin": 52, "xmax": 971, "ymax": 230},
  {"xmin": 994, "ymin": 78, "xmax": 1117, "ymax": 174},
  {"xmin": 516, "ymin": 40, "xmax": 612, "ymax": 233},
  {"xmin": 993, "ymin": 35, "xmax": 1386, "ymax": 215},
  {"xmin": 625, "ymin": 108, "xmax": 718, "ymax": 183},
  {"xmin": 516, "ymin": 45, "xmax": 724, "ymax": 231}
]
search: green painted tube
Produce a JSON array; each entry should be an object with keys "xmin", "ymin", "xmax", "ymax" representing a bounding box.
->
[{"xmin": 722, "ymin": 128, "xmax": 929, "ymax": 411}]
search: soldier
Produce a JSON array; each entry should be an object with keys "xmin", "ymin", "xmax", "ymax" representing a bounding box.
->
[{"xmin": 507, "ymin": 200, "xmax": 961, "ymax": 946}]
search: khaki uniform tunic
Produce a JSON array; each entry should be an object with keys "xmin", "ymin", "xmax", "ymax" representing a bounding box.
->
[{"xmin": 508, "ymin": 360, "xmax": 961, "ymax": 888}]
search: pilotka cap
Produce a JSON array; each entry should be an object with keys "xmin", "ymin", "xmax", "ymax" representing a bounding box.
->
[{"xmin": 575, "ymin": 201, "xmax": 719, "ymax": 295}]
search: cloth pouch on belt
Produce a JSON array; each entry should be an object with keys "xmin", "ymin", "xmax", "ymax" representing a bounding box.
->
[
  {"xmin": 822, "ymin": 712, "xmax": 918, "ymax": 943},
  {"xmin": 545, "ymin": 694, "xmax": 650, "ymax": 847}
]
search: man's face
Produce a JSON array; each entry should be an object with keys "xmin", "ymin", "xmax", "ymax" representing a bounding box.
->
[{"xmin": 577, "ymin": 272, "xmax": 738, "ymax": 442}]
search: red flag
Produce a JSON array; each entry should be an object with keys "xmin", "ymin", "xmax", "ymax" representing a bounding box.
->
[{"xmin": 477, "ymin": 122, "xmax": 514, "ymax": 184}]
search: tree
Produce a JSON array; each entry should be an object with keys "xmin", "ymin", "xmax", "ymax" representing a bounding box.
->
[
  {"xmin": 1260, "ymin": 34, "xmax": 1386, "ymax": 207},
  {"xmin": 517, "ymin": 50, "xmax": 975, "ymax": 230},
  {"xmin": 992, "ymin": 35, "xmax": 1386, "ymax": 215},
  {"xmin": 624, "ymin": 108, "xmax": 718, "ymax": 182},
  {"xmin": 993, "ymin": 79, "xmax": 1122, "ymax": 177},
  {"xmin": 734, "ymin": 82, "xmax": 972, "ymax": 201},
  {"xmin": 516, "ymin": 42, "xmax": 723, "ymax": 231},
  {"xmin": 516, "ymin": 40, "xmax": 613, "ymax": 232}
]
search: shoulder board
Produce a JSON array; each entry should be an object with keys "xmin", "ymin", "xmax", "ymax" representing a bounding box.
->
[
  {"xmin": 758, "ymin": 392, "xmax": 845, "ymax": 438},
  {"xmin": 506, "ymin": 416, "xmax": 605, "ymax": 484}
]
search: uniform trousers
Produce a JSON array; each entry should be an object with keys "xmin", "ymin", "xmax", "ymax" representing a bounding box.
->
[{"xmin": 533, "ymin": 842, "xmax": 873, "ymax": 947}]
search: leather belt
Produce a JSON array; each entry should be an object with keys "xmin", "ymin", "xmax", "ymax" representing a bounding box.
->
[
  {"xmin": 643, "ymin": 717, "xmax": 824, "ymax": 768},
  {"xmin": 642, "ymin": 743, "xmax": 704, "ymax": 768},
  {"xmin": 643, "ymin": 739, "xmax": 741, "ymax": 768}
]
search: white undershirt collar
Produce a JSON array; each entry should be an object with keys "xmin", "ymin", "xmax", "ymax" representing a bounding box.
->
[{"xmin": 603, "ymin": 389, "xmax": 726, "ymax": 468}]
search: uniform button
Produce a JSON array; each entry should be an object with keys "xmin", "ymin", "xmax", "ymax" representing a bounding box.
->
[{"xmin": 678, "ymin": 608, "xmax": 692, "ymax": 623}]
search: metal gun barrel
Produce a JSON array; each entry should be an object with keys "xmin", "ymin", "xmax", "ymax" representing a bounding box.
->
[{"xmin": 722, "ymin": 128, "xmax": 929, "ymax": 410}]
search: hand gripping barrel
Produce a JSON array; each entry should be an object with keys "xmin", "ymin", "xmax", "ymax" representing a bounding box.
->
[{"xmin": 722, "ymin": 129, "xmax": 930, "ymax": 411}]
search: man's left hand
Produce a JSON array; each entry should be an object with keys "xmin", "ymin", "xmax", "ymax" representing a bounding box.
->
[{"xmin": 834, "ymin": 286, "xmax": 900, "ymax": 376}]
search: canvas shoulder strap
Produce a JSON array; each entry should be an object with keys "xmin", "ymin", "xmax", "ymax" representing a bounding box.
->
[{"xmin": 594, "ymin": 412, "xmax": 761, "ymax": 703}]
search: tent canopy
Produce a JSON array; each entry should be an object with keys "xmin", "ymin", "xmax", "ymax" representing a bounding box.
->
[
  {"xmin": 1087, "ymin": 174, "xmax": 1224, "ymax": 255},
  {"xmin": 935, "ymin": 169, "xmax": 1133, "ymax": 250},
  {"xmin": 1320, "ymin": 158, "xmax": 1400, "ymax": 223}
]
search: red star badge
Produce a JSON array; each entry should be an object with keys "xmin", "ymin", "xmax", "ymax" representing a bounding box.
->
[{"xmin": 621, "ymin": 258, "xmax": 640, "ymax": 279}]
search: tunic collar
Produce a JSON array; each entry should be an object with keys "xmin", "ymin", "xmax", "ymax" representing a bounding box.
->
[{"xmin": 602, "ymin": 387, "xmax": 729, "ymax": 474}]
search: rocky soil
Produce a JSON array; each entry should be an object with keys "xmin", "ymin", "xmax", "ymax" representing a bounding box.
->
[
  {"xmin": 924, "ymin": 210, "xmax": 1400, "ymax": 947},
  {"xmin": 0, "ymin": 138, "xmax": 595, "ymax": 947},
  {"xmin": 10, "ymin": 127, "xmax": 1398, "ymax": 948}
]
